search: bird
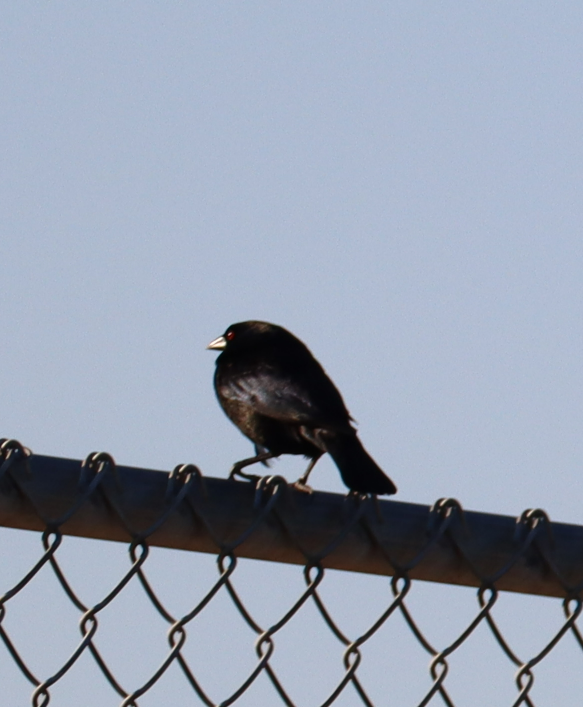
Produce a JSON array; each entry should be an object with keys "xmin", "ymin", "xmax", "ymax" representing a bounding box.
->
[{"xmin": 207, "ymin": 320, "xmax": 397, "ymax": 495}]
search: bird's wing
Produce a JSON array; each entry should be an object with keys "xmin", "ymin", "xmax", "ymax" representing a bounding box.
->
[{"xmin": 219, "ymin": 365, "xmax": 352, "ymax": 431}]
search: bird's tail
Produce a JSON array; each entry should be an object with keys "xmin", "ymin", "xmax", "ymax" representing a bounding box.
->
[{"xmin": 324, "ymin": 432, "xmax": 397, "ymax": 495}]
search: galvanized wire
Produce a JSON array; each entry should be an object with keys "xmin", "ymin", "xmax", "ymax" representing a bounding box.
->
[{"xmin": 0, "ymin": 439, "xmax": 582, "ymax": 706}]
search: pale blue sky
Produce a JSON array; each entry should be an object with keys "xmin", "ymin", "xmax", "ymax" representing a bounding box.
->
[{"xmin": 1, "ymin": 3, "xmax": 583, "ymax": 705}]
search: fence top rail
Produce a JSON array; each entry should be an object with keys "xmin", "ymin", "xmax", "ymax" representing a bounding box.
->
[{"xmin": 0, "ymin": 449, "xmax": 580, "ymax": 598}]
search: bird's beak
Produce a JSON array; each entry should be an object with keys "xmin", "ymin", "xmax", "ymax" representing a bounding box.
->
[{"xmin": 207, "ymin": 335, "xmax": 227, "ymax": 351}]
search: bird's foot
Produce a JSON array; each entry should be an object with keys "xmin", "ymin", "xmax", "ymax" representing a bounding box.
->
[
  {"xmin": 291, "ymin": 480, "xmax": 314, "ymax": 494},
  {"xmin": 345, "ymin": 490, "xmax": 370, "ymax": 502},
  {"xmin": 229, "ymin": 466, "xmax": 261, "ymax": 483}
]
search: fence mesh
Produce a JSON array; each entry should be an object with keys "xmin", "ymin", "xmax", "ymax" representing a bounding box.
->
[{"xmin": 1, "ymin": 438, "xmax": 583, "ymax": 707}]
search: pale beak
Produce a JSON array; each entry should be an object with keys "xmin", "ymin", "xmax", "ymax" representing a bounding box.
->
[{"xmin": 207, "ymin": 335, "xmax": 227, "ymax": 351}]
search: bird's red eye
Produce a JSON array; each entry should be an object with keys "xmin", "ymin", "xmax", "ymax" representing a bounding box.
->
[{"xmin": 226, "ymin": 331, "xmax": 235, "ymax": 341}]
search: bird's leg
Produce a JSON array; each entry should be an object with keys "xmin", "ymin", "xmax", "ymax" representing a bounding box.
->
[
  {"xmin": 292, "ymin": 456, "xmax": 320, "ymax": 493},
  {"xmin": 292, "ymin": 428, "xmax": 327, "ymax": 493},
  {"xmin": 229, "ymin": 451, "xmax": 278, "ymax": 481}
]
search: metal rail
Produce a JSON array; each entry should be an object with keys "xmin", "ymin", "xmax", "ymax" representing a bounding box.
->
[{"xmin": 0, "ymin": 450, "xmax": 581, "ymax": 598}]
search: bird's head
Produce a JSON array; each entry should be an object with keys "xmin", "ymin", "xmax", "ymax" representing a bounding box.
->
[{"xmin": 207, "ymin": 321, "xmax": 285, "ymax": 354}]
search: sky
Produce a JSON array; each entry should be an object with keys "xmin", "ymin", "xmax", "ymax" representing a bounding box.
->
[{"xmin": 1, "ymin": 3, "xmax": 583, "ymax": 705}]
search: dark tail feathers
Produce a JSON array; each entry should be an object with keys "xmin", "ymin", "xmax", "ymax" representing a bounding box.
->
[{"xmin": 324, "ymin": 432, "xmax": 397, "ymax": 495}]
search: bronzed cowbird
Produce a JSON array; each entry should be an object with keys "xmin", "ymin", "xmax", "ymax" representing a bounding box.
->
[{"xmin": 207, "ymin": 321, "xmax": 397, "ymax": 495}]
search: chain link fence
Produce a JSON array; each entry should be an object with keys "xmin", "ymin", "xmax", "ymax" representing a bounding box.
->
[{"xmin": 1, "ymin": 438, "xmax": 583, "ymax": 706}]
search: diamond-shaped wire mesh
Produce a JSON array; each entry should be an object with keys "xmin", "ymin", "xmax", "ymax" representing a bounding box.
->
[{"xmin": 1, "ymin": 439, "xmax": 583, "ymax": 707}]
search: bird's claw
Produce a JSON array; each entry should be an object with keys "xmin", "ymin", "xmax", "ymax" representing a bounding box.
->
[
  {"xmin": 292, "ymin": 480, "xmax": 314, "ymax": 494},
  {"xmin": 345, "ymin": 490, "xmax": 370, "ymax": 502},
  {"xmin": 229, "ymin": 467, "xmax": 261, "ymax": 483}
]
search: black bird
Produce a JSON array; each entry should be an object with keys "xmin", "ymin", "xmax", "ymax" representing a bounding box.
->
[{"xmin": 207, "ymin": 321, "xmax": 397, "ymax": 495}]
